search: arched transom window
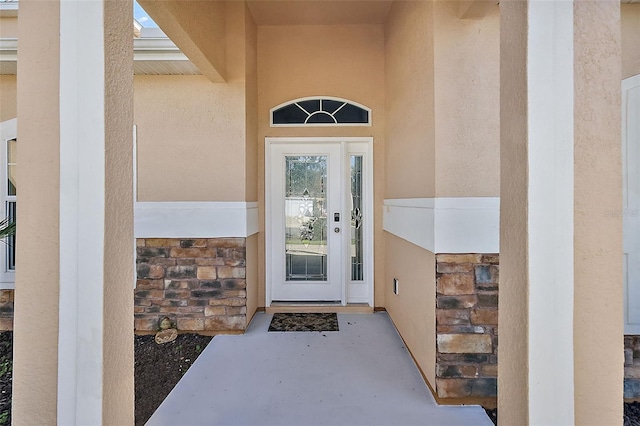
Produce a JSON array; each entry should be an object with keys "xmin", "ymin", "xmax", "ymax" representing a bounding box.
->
[{"xmin": 270, "ymin": 97, "xmax": 371, "ymax": 127}]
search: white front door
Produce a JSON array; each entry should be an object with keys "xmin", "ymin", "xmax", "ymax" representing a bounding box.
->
[
  {"xmin": 266, "ymin": 138, "xmax": 373, "ymax": 305},
  {"xmin": 623, "ymin": 74, "xmax": 640, "ymax": 334}
]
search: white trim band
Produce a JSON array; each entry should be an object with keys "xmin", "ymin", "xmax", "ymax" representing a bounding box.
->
[
  {"xmin": 383, "ymin": 197, "xmax": 500, "ymax": 253},
  {"xmin": 135, "ymin": 202, "xmax": 259, "ymax": 238}
]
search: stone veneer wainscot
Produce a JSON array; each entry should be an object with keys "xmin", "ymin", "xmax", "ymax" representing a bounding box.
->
[
  {"xmin": 435, "ymin": 254, "xmax": 499, "ymax": 400},
  {"xmin": 135, "ymin": 238, "xmax": 247, "ymax": 332}
]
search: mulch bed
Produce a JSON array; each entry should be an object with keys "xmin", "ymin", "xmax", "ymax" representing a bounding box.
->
[
  {"xmin": 0, "ymin": 332, "xmax": 11, "ymax": 426},
  {"xmin": 0, "ymin": 331, "xmax": 212, "ymax": 426},
  {"xmin": 483, "ymin": 407, "xmax": 497, "ymax": 425},
  {"xmin": 0, "ymin": 331, "xmax": 639, "ymax": 425},
  {"xmin": 627, "ymin": 403, "xmax": 640, "ymax": 426},
  {"xmin": 134, "ymin": 333, "xmax": 212, "ymax": 426}
]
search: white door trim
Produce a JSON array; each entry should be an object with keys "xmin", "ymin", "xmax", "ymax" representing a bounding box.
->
[{"xmin": 265, "ymin": 137, "xmax": 374, "ymax": 307}]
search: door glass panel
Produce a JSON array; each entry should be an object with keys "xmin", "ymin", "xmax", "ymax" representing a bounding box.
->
[
  {"xmin": 350, "ymin": 156, "xmax": 364, "ymax": 281},
  {"xmin": 285, "ymin": 156, "xmax": 328, "ymax": 281}
]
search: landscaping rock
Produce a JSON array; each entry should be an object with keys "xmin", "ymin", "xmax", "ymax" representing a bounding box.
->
[{"xmin": 154, "ymin": 328, "xmax": 178, "ymax": 344}]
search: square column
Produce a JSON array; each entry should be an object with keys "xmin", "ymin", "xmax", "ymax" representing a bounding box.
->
[
  {"xmin": 499, "ymin": 0, "xmax": 622, "ymax": 424},
  {"xmin": 13, "ymin": 0, "xmax": 134, "ymax": 424},
  {"xmin": 573, "ymin": 1, "xmax": 624, "ymax": 423}
]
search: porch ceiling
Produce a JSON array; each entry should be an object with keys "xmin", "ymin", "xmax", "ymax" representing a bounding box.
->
[{"xmin": 246, "ymin": 0, "xmax": 393, "ymax": 26}]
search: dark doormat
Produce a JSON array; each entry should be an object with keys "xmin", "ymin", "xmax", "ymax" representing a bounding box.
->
[{"xmin": 268, "ymin": 313, "xmax": 339, "ymax": 332}]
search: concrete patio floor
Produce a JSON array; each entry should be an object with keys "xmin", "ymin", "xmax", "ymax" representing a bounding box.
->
[{"xmin": 147, "ymin": 312, "xmax": 494, "ymax": 426}]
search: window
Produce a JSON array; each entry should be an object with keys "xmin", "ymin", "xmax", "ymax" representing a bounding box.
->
[
  {"xmin": 5, "ymin": 138, "xmax": 15, "ymax": 272},
  {"xmin": 0, "ymin": 118, "xmax": 16, "ymax": 288},
  {"xmin": 271, "ymin": 97, "xmax": 371, "ymax": 127}
]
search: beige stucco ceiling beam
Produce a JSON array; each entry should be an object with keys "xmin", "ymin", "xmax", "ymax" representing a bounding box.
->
[
  {"xmin": 137, "ymin": 0, "xmax": 227, "ymax": 83},
  {"xmin": 457, "ymin": 0, "xmax": 497, "ymax": 19}
]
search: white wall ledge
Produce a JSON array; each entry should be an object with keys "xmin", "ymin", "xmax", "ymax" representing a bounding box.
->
[
  {"xmin": 135, "ymin": 201, "xmax": 259, "ymax": 238},
  {"xmin": 383, "ymin": 197, "xmax": 500, "ymax": 254}
]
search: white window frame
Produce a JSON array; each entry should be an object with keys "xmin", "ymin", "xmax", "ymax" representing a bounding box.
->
[{"xmin": 0, "ymin": 118, "xmax": 16, "ymax": 289}]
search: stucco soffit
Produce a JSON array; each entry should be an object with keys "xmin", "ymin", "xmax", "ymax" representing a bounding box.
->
[
  {"xmin": 0, "ymin": 37, "xmax": 200, "ymax": 76},
  {"xmin": 0, "ymin": 38, "xmax": 16, "ymax": 74},
  {"xmin": 0, "ymin": 38, "xmax": 16, "ymax": 58},
  {"xmin": 0, "ymin": 1, "xmax": 18, "ymax": 18}
]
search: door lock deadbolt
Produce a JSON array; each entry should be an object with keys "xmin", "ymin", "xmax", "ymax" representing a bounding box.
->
[{"xmin": 334, "ymin": 212, "xmax": 340, "ymax": 222}]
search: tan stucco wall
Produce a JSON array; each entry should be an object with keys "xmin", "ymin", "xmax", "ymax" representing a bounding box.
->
[
  {"xmin": 103, "ymin": 0, "xmax": 135, "ymax": 423},
  {"xmin": 246, "ymin": 233, "xmax": 258, "ymax": 324},
  {"xmin": 0, "ymin": 75, "xmax": 16, "ymax": 122},
  {"xmin": 134, "ymin": 75, "xmax": 246, "ymax": 201},
  {"xmin": 434, "ymin": 2, "xmax": 500, "ymax": 197},
  {"xmin": 0, "ymin": 17, "xmax": 17, "ymax": 38},
  {"xmin": 134, "ymin": 3, "xmax": 255, "ymax": 203},
  {"xmin": 245, "ymin": 4, "xmax": 258, "ymax": 202},
  {"xmin": 574, "ymin": 1, "xmax": 623, "ymax": 423},
  {"xmin": 385, "ymin": 234, "xmax": 436, "ymax": 386},
  {"xmin": 383, "ymin": 0, "xmax": 437, "ymax": 388},
  {"xmin": 12, "ymin": 1, "xmax": 60, "ymax": 422},
  {"xmin": 385, "ymin": 0, "xmax": 434, "ymax": 199},
  {"xmin": 622, "ymin": 4, "xmax": 640, "ymax": 80},
  {"xmin": 257, "ymin": 24, "xmax": 385, "ymax": 307}
]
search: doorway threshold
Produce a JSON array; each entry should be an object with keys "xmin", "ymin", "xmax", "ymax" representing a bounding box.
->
[{"xmin": 266, "ymin": 303, "xmax": 373, "ymax": 314}]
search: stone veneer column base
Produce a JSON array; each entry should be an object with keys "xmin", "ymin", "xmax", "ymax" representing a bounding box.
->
[
  {"xmin": 135, "ymin": 238, "xmax": 247, "ymax": 333},
  {"xmin": 435, "ymin": 254, "xmax": 498, "ymax": 401},
  {"xmin": 0, "ymin": 290, "xmax": 13, "ymax": 331},
  {"xmin": 625, "ymin": 336, "xmax": 640, "ymax": 399}
]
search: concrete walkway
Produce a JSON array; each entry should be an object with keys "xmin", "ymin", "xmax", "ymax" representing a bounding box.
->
[{"xmin": 147, "ymin": 312, "xmax": 493, "ymax": 426}]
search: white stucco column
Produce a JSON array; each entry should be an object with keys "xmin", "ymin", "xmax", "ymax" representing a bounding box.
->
[
  {"xmin": 13, "ymin": 0, "xmax": 134, "ymax": 424},
  {"xmin": 499, "ymin": 1, "xmax": 622, "ymax": 425}
]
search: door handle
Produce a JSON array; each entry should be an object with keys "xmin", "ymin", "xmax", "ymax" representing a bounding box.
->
[{"xmin": 334, "ymin": 227, "xmax": 340, "ymax": 233}]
